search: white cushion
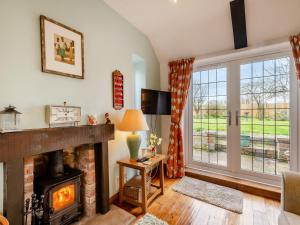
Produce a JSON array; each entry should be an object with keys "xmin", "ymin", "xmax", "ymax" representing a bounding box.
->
[{"xmin": 278, "ymin": 211, "xmax": 300, "ymax": 225}]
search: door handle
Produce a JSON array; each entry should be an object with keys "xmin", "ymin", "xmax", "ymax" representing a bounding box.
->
[
  {"xmin": 236, "ymin": 111, "xmax": 239, "ymax": 126},
  {"xmin": 228, "ymin": 111, "xmax": 231, "ymax": 126}
]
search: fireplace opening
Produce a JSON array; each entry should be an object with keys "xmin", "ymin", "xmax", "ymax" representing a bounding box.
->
[
  {"xmin": 52, "ymin": 184, "xmax": 75, "ymax": 213},
  {"xmin": 34, "ymin": 150, "xmax": 83, "ymax": 225}
]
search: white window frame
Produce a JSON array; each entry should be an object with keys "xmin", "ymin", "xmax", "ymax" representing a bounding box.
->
[{"xmin": 185, "ymin": 43, "xmax": 298, "ymax": 186}]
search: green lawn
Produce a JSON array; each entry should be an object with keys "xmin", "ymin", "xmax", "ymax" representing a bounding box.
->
[{"xmin": 193, "ymin": 117, "xmax": 289, "ymax": 136}]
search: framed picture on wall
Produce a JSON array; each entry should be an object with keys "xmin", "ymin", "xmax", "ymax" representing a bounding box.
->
[{"xmin": 40, "ymin": 15, "xmax": 84, "ymax": 79}]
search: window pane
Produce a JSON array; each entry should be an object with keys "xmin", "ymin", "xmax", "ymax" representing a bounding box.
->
[
  {"xmin": 209, "ymin": 83, "xmax": 216, "ymax": 96},
  {"xmin": 209, "ymin": 69, "xmax": 217, "ymax": 82},
  {"xmin": 193, "ymin": 67, "xmax": 227, "ymax": 167},
  {"xmin": 253, "ymin": 62, "xmax": 263, "ymax": 77},
  {"xmin": 217, "ymin": 82, "xmax": 226, "ymax": 96},
  {"xmin": 193, "ymin": 72, "xmax": 201, "ymax": 84},
  {"xmin": 240, "ymin": 79, "xmax": 251, "ymax": 95},
  {"xmin": 264, "ymin": 60, "xmax": 275, "ymax": 76},
  {"xmin": 201, "ymin": 71, "xmax": 209, "ymax": 83},
  {"xmin": 241, "ymin": 64, "xmax": 252, "ymax": 79},
  {"xmin": 217, "ymin": 68, "xmax": 227, "ymax": 81}
]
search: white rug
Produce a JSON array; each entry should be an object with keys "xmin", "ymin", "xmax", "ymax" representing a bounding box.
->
[
  {"xmin": 135, "ymin": 213, "xmax": 168, "ymax": 225},
  {"xmin": 172, "ymin": 176, "xmax": 243, "ymax": 214}
]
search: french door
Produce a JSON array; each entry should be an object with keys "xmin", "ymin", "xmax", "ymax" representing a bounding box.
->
[{"xmin": 187, "ymin": 52, "xmax": 297, "ymax": 183}]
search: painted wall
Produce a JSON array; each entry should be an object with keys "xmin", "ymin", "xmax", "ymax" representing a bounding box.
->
[
  {"xmin": 0, "ymin": 0, "xmax": 160, "ymax": 197},
  {"xmin": 160, "ymin": 63, "xmax": 171, "ymax": 155}
]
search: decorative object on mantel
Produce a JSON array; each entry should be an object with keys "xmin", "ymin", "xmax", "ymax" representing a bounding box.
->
[
  {"xmin": 148, "ymin": 133, "xmax": 162, "ymax": 157},
  {"xmin": 45, "ymin": 102, "xmax": 81, "ymax": 127},
  {"xmin": 105, "ymin": 113, "xmax": 111, "ymax": 124},
  {"xmin": 0, "ymin": 215, "xmax": 9, "ymax": 225},
  {"xmin": 87, "ymin": 114, "xmax": 98, "ymax": 125},
  {"xmin": 24, "ymin": 194, "xmax": 44, "ymax": 225},
  {"xmin": 0, "ymin": 105, "xmax": 21, "ymax": 133},
  {"xmin": 40, "ymin": 15, "xmax": 84, "ymax": 79},
  {"xmin": 119, "ymin": 109, "xmax": 149, "ymax": 161},
  {"xmin": 112, "ymin": 70, "xmax": 124, "ymax": 110}
]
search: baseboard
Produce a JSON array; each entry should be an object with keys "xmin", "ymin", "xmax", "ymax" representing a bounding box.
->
[
  {"xmin": 110, "ymin": 192, "xmax": 119, "ymax": 204},
  {"xmin": 185, "ymin": 168, "xmax": 281, "ymax": 201}
]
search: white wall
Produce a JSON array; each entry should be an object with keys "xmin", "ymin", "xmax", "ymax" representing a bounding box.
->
[
  {"xmin": 0, "ymin": 0, "xmax": 160, "ymax": 196},
  {"xmin": 160, "ymin": 63, "xmax": 171, "ymax": 155}
]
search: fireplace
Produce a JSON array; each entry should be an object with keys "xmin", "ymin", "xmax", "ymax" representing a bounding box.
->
[
  {"xmin": 0, "ymin": 124, "xmax": 114, "ymax": 225},
  {"xmin": 34, "ymin": 150, "xmax": 83, "ymax": 225}
]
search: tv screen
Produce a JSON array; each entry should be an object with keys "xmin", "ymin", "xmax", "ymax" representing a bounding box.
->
[{"xmin": 141, "ymin": 89, "xmax": 171, "ymax": 115}]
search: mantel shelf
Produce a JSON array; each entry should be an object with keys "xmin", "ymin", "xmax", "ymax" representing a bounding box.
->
[{"xmin": 0, "ymin": 124, "xmax": 114, "ymax": 161}]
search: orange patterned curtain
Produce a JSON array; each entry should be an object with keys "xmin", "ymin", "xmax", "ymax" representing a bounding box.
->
[
  {"xmin": 167, "ymin": 58, "xmax": 195, "ymax": 178},
  {"xmin": 290, "ymin": 34, "xmax": 300, "ymax": 79}
]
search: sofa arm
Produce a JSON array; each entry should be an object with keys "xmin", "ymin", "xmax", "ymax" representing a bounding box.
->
[{"xmin": 281, "ymin": 171, "xmax": 300, "ymax": 215}]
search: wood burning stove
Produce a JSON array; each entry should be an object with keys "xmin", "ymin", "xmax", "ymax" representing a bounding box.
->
[{"xmin": 35, "ymin": 150, "xmax": 83, "ymax": 225}]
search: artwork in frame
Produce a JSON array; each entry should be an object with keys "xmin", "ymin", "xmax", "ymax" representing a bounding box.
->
[{"xmin": 40, "ymin": 15, "xmax": 84, "ymax": 79}]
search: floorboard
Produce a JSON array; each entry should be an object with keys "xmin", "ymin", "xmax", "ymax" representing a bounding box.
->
[{"xmin": 116, "ymin": 178, "xmax": 280, "ymax": 225}]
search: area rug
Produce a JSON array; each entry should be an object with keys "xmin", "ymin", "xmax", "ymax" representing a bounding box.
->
[
  {"xmin": 135, "ymin": 213, "xmax": 168, "ymax": 225},
  {"xmin": 172, "ymin": 176, "xmax": 243, "ymax": 214},
  {"xmin": 72, "ymin": 205, "xmax": 136, "ymax": 225}
]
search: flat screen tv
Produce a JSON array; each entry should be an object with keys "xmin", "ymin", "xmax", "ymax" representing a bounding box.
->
[{"xmin": 141, "ymin": 89, "xmax": 171, "ymax": 115}]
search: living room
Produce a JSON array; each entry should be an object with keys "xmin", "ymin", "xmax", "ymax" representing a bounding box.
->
[{"xmin": 0, "ymin": 0, "xmax": 300, "ymax": 225}]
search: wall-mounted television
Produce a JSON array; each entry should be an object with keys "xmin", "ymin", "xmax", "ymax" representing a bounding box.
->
[{"xmin": 141, "ymin": 89, "xmax": 171, "ymax": 115}]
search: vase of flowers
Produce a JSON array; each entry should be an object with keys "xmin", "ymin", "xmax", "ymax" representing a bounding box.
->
[{"xmin": 148, "ymin": 133, "xmax": 162, "ymax": 157}]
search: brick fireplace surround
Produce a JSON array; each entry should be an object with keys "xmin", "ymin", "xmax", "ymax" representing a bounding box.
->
[
  {"xmin": 0, "ymin": 124, "xmax": 114, "ymax": 225},
  {"xmin": 24, "ymin": 146, "xmax": 96, "ymax": 225}
]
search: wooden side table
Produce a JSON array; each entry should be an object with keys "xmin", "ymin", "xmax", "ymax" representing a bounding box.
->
[{"xmin": 117, "ymin": 154, "xmax": 165, "ymax": 213}]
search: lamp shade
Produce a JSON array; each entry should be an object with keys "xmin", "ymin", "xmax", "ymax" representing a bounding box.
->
[{"xmin": 119, "ymin": 109, "xmax": 149, "ymax": 131}]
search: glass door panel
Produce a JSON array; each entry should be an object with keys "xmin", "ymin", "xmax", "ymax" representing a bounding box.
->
[
  {"xmin": 192, "ymin": 68, "xmax": 228, "ymax": 166},
  {"xmin": 240, "ymin": 57, "xmax": 291, "ymax": 175}
]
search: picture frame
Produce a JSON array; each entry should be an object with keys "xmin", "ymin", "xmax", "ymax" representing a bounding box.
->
[{"xmin": 40, "ymin": 15, "xmax": 84, "ymax": 79}]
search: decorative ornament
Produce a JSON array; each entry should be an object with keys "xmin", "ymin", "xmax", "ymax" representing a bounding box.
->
[
  {"xmin": 0, "ymin": 105, "xmax": 21, "ymax": 133},
  {"xmin": 87, "ymin": 114, "xmax": 98, "ymax": 125},
  {"xmin": 45, "ymin": 102, "xmax": 81, "ymax": 127},
  {"xmin": 105, "ymin": 113, "xmax": 111, "ymax": 124},
  {"xmin": 112, "ymin": 70, "xmax": 124, "ymax": 110}
]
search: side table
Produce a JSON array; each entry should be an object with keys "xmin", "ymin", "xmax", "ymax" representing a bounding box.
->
[{"xmin": 117, "ymin": 154, "xmax": 165, "ymax": 213}]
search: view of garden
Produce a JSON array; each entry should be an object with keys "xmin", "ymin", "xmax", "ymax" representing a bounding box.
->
[{"xmin": 192, "ymin": 57, "xmax": 290, "ymax": 175}]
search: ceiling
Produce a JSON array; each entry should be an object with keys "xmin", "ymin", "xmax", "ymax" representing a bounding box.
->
[{"xmin": 104, "ymin": 0, "xmax": 300, "ymax": 62}]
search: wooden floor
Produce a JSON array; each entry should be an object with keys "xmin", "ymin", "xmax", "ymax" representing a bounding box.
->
[{"xmin": 117, "ymin": 178, "xmax": 281, "ymax": 225}]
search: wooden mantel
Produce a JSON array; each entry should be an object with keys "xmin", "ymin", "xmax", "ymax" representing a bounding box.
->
[{"xmin": 0, "ymin": 124, "xmax": 115, "ymax": 225}]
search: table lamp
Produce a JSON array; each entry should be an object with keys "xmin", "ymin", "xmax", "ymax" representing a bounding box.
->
[{"xmin": 119, "ymin": 109, "xmax": 149, "ymax": 160}]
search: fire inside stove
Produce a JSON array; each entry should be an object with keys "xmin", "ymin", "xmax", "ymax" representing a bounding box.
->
[{"xmin": 52, "ymin": 184, "xmax": 75, "ymax": 212}]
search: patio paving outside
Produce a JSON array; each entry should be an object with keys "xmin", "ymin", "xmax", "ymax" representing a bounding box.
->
[{"xmin": 192, "ymin": 149, "xmax": 289, "ymax": 175}]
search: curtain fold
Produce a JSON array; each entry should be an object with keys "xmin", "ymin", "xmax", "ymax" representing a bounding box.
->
[
  {"xmin": 290, "ymin": 34, "xmax": 300, "ymax": 79},
  {"xmin": 167, "ymin": 57, "xmax": 195, "ymax": 178}
]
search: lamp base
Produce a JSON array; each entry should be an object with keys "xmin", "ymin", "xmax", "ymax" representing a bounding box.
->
[{"xmin": 127, "ymin": 132, "xmax": 141, "ymax": 161}]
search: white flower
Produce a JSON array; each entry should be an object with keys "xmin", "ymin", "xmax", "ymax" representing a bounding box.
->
[{"xmin": 157, "ymin": 138, "xmax": 162, "ymax": 146}]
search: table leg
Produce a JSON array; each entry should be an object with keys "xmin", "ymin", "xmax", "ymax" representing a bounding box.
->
[
  {"xmin": 159, "ymin": 160, "xmax": 164, "ymax": 195},
  {"xmin": 119, "ymin": 165, "xmax": 124, "ymax": 204},
  {"xmin": 141, "ymin": 169, "xmax": 148, "ymax": 213}
]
